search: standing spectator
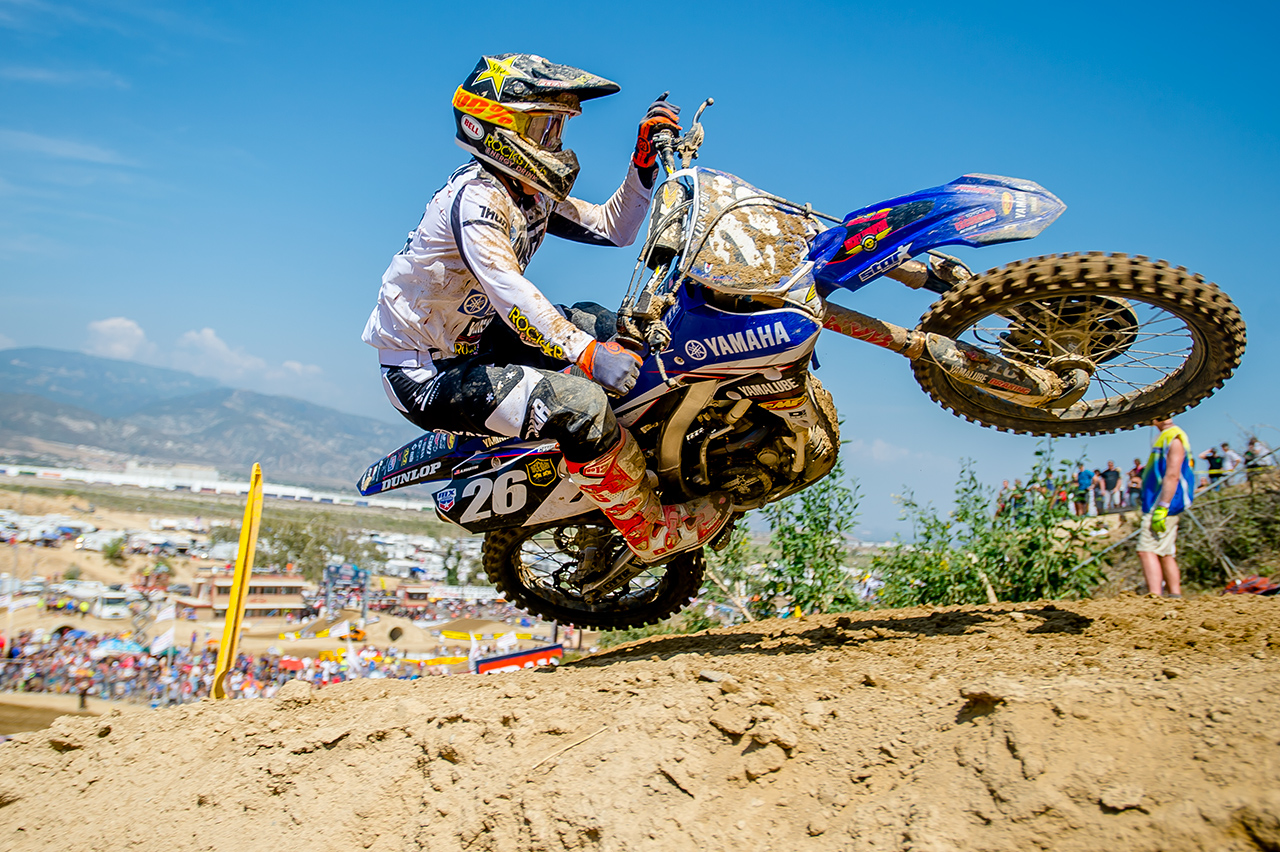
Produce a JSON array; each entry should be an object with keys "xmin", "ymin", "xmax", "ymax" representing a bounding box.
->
[
  {"xmin": 1221, "ymin": 442, "xmax": 1244, "ymax": 485},
  {"xmin": 1127, "ymin": 458, "xmax": 1144, "ymax": 507},
  {"xmin": 1092, "ymin": 468, "xmax": 1107, "ymax": 515},
  {"xmin": 1245, "ymin": 435, "xmax": 1276, "ymax": 490},
  {"xmin": 1100, "ymin": 460, "xmax": 1123, "ymax": 511},
  {"xmin": 1199, "ymin": 445, "xmax": 1225, "ymax": 486},
  {"xmin": 1073, "ymin": 463, "xmax": 1094, "ymax": 517},
  {"xmin": 1138, "ymin": 416, "xmax": 1195, "ymax": 598}
]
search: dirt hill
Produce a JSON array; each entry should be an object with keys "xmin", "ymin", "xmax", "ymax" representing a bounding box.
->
[{"xmin": 2, "ymin": 594, "xmax": 1279, "ymax": 851}]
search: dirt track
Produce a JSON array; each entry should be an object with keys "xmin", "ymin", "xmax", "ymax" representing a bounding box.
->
[{"xmin": 2, "ymin": 594, "xmax": 1279, "ymax": 851}]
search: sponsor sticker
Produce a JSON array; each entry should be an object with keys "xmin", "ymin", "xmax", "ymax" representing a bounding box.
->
[
  {"xmin": 525, "ymin": 457, "xmax": 556, "ymax": 487},
  {"xmin": 1001, "ymin": 192, "xmax": 1014, "ymax": 216},
  {"xmin": 460, "ymin": 115, "xmax": 484, "ymax": 140},
  {"xmin": 685, "ymin": 339, "xmax": 707, "ymax": 360},
  {"xmin": 955, "ymin": 208, "xmax": 997, "ymax": 232},
  {"xmin": 453, "ymin": 87, "xmax": 518, "ymax": 128},
  {"xmin": 436, "ymin": 488, "xmax": 457, "ymax": 512},
  {"xmin": 507, "ymin": 305, "xmax": 565, "ymax": 360}
]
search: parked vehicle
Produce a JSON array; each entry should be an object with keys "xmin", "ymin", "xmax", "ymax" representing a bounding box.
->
[{"xmin": 90, "ymin": 591, "xmax": 130, "ymax": 620}]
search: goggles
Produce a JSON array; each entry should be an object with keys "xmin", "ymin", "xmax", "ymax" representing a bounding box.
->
[{"xmin": 454, "ymin": 87, "xmax": 577, "ymax": 149}]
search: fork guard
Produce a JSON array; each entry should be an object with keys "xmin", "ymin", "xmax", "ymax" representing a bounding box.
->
[{"xmin": 820, "ymin": 301, "xmax": 1071, "ymax": 407}]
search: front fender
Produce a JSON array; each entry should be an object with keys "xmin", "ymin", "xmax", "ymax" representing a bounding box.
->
[{"xmin": 809, "ymin": 174, "xmax": 1065, "ymax": 292}]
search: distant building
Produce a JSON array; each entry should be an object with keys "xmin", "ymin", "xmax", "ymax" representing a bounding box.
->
[{"xmin": 192, "ymin": 573, "xmax": 311, "ymax": 619}]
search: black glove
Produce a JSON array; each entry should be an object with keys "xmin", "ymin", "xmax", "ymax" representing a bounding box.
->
[
  {"xmin": 576, "ymin": 340, "xmax": 642, "ymax": 396},
  {"xmin": 633, "ymin": 92, "xmax": 682, "ymax": 188}
]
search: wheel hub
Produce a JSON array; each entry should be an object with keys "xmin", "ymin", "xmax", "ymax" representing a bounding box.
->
[{"xmin": 1001, "ymin": 294, "xmax": 1139, "ymax": 368}]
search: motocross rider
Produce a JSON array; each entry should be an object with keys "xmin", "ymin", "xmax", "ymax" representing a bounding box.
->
[{"xmin": 362, "ymin": 54, "xmax": 730, "ymax": 562}]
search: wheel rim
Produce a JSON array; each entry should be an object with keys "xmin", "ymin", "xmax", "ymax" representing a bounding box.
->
[
  {"xmin": 516, "ymin": 523, "xmax": 675, "ymax": 612},
  {"xmin": 955, "ymin": 293, "xmax": 1201, "ymax": 414}
]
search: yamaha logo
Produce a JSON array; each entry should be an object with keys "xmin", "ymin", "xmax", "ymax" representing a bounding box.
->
[
  {"xmin": 461, "ymin": 115, "xmax": 484, "ymax": 140},
  {"xmin": 685, "ymin": 340, "xmax": 707, "ymax": 360},
  {"xmin": 461, "ymin": 289, "xmax": 490, "ymax": 315}
]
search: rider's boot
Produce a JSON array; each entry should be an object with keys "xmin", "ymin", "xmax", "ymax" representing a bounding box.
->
[{"xmin": 565, "ymin": 429, "xmax": 731, "ymax": 563}]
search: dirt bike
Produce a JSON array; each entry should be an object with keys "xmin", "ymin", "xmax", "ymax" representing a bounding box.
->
[{"xmin": 357, "ymin": 99, "xmax": 1245, "ymax": 630}]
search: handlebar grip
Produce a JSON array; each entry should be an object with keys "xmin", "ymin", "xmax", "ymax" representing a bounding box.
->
[{"xmin": 652, "ymin": 129, "xmax": 678, "ymax": 174}]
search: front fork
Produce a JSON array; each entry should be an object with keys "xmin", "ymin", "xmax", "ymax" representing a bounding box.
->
[{"xmin": 820, "ymin": 300, "xmax": 1087, "ymax": 409}]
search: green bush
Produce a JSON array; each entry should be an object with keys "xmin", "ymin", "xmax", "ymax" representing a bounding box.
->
[
  {"xmin": 102, "ymin": 537, "xmax": 126, "ymax": 563},
  {"xmin": 874, "ymin": 451, "xmax": 1104, "ymax": 607}
]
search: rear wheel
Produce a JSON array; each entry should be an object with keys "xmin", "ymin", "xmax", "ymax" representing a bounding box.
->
[
  {"xmin": 482, "ymin": 519, "xmax": 705, "ymax": 630},
  {"xmin": 913, "ymin": 252, "xmax": 1245, "ymax": 435}
]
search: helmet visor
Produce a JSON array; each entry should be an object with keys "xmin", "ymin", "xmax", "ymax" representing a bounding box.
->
[{"xmin": 523, "ymin": 112, "xmax": 569, "ymax": 150}]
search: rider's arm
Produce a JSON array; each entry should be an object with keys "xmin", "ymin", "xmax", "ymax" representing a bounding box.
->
[
  {"xmin": 1158, "ymin": 437, "xmax": 1187, "ymax": 506},
  {"xmin": 452, "ymin": 183, "xmax": 595, "ymax": 363},
  {"xmin": 547, "ymin": 164, "xmax": 653, "ymax": 247}
]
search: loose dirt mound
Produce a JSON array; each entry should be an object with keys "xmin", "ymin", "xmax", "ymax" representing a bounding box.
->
[{"xmin": 3, "ymin": 595, "xmax": 1279, "ymax": 851}]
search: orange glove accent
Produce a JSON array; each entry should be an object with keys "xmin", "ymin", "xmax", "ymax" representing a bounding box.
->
[{"xmin": 577, "ymin": 340, "xmax": 642, "ymax": 395}]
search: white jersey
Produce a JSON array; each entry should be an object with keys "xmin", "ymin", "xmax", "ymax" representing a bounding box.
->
[{"xmin": 362, "ymin": 159, "xmax": 652, "ymax": 375}]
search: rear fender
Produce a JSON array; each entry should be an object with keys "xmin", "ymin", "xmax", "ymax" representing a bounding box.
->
[
  {"xmin": 809, "ymin": 174, "xmax": 1065, "ymax": 292},
  {"xmin": 358, "ymin": 430, "xmax": 477, "ymax": 497}
]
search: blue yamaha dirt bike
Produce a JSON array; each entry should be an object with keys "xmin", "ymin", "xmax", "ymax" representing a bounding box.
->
[{"xmin": 358, "ymin": 100, "xmax": 1244, "ymax": 629}]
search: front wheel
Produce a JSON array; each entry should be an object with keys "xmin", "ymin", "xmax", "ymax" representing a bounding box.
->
[
  {"xmin": 482, "ymin": 519, "xmax": 705, "ymax": 630},
  {"xmin": 913, "ymin": 252, "xmax": 1245, "ymax": 436}
]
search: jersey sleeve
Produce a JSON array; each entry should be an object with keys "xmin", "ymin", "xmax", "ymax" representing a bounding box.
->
[
  {"xmin": 451, "ymin": 180, "xmax": 595, "ymax": 363},
  {"xmin": 547, "ymin": 162, "xmax": 654, "ymax": 247}
]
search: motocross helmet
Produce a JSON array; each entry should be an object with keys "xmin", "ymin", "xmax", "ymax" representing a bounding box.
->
[{"xmin": 453, "ymin": 54, "xmax": 620, "ymax": 201}]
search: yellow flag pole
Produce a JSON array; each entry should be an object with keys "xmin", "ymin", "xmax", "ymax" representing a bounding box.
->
[{"xmin": 213, "ymin": 464, "xmax": 264, "ymax": 699}]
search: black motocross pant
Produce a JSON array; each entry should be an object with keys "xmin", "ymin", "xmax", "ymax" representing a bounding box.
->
[{"xmin": 381, "ymin": 302, "xmax": 621, "ymax": 463}]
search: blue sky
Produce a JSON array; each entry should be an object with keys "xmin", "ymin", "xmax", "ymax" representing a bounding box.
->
[{"xmin": 1, "ymin": 1, "xmax": 1277, "ymax": 539}]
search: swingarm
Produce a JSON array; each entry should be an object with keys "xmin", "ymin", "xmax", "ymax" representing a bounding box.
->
[{"xmin": 820, "ymin": 301, "xmax": 1087, "ymax": 410}]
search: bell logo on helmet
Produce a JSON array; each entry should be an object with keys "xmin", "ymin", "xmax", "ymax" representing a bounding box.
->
[{"xmin": 460, "ymin": 115, "xmax": 484, "ymax": 140}]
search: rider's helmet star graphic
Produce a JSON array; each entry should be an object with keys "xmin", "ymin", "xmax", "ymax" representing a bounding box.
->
[{"xmin": 473, "ymin": 55, "xmax": 522, "ymax": 98}]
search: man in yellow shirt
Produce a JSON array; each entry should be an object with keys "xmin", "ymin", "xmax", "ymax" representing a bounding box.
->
[{"xmin": 1138, "ymin": 416, "xmax": 1195, "ymax": 597}]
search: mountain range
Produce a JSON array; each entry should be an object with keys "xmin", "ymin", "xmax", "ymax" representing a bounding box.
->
[{"xmin": 0, "ymin": 348, "xmax": 419, "ymax": 489}]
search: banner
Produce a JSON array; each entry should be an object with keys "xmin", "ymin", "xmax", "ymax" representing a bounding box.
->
[
  {"xmin": 151, "ymin": 626, "xmax": 175, "ymax": 655},
  {"xmin": 155, "ymin": 602, "xmax": 176, "ymax": 623},
  {"xmin": 322, "ymin": 616, "xmax": 353, "ymax": 637}
]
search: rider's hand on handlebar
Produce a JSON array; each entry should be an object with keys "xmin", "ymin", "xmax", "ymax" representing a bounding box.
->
[
  {"xmin": 577, "ymin": 340, "xmax": 642, "ymax": 396},
  {"xmin": 633, "ymin": 92, "xmax": 682, "ymax": 186}
]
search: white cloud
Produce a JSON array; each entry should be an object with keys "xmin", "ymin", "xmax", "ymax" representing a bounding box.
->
[
  {"xmin": 0, "ymin": 66, "xmax": 128, "ymax": 88},
  {"xmin": 174, "ymin": 328, "xmax": 267, "ymax": 381},
  {"xmin": 0, "ymin": 129, "xmax": 135, "ymax": 166},
  {"xmin": 278, "ymin": 360, "xmax": 323, "ymax": 378},
  {"xmin": 85, "ymin": 316, "xmax": 155, "ymax": 360},
  {"xmin": 844, "ymin": 437, "xmax": 915, "ymax": 465},
  {"xmin": 80, "ymin": 319, "xmax": 335, "ymax": 403}
]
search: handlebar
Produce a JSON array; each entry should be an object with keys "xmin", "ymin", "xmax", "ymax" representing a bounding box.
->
[{"xmin": 653, "ymin": 97, "xmax": 714, "ymax": 176}]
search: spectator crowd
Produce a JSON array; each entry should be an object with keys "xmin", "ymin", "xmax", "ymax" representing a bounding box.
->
[{"xmin": 996, "ymin": 434, "xmax": 1276, "ymax": 520}]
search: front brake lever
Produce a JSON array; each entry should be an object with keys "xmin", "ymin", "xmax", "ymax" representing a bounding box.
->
[{"xmin": 677, "ymin": 98, "xmax": 713, "ymax": 169}]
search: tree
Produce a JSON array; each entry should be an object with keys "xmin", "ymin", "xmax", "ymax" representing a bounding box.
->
[
  {"xmin": 255, "ymin": 513, "xmax": 384, "ymax": 582},
  {"xmin": 761, "ymin": 455, "xmax": 863, "ymax": 614},
  {"xmin": 874, "ymin": 449, "xmax": 1103, "ymax": 607},
  {"xmin": 701, "ymin": 524, "xmax": 768, "ymax": 623}
]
